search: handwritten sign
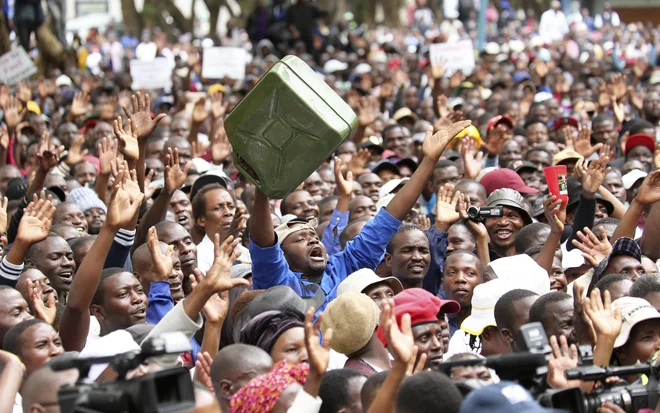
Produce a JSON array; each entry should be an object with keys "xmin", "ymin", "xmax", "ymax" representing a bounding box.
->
[
  {"xmin": 129, "ymin": 58, "xmax": 173, "ymax": 90},
  {"xmin": 0, "ymin": 48, "xmax": 37, "ymax": 85},
  {"xmin": 202, "ymin": 47, "xmax": 246, "ymax": 80},
  {"xmin": 429, "ymin": 40, "xmax": 475, "ymax": 78}
]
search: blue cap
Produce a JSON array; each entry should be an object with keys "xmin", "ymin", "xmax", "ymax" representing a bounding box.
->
[{"xmin": 460, "ymin": 382, "xmax": 560, "ymax": 413}]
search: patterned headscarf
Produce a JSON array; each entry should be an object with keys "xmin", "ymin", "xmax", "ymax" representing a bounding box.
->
[{"xmin": 230, "ymin": 360, "xmax": 309, "ymax": 413}]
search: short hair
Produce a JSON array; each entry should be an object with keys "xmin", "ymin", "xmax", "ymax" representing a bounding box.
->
[
  {"xmin": 340, "ymin": 215, "xmax": 372, "ymax": 249},
  {"xmin": 91, "ymin": 267, "xmax": 128, "ymax": 307},
  {"xmin": 3, "ymin": 319, "xmax": 47, "ymax": 356},
  {"xmin": 528, "ymin": 292, "xmax": 572, "ymax": 325},
  {"xmin": 494, "ymin": 289, "xmax": 538, "ymax": 331},
  {"xmin": 280, "ymin": 189, "xmax": 305, "ymax": 216},
  {"xmin": 70, "ymin": 160, "xmax": 94, "ymax": 176},
  {"xmin": 318, "ymin": 369, "xmax": 366, "ymax": 413},
  {"xmin": 592, "ymin": 114, "xmax": 614, "ymax": 128},
  {"xmin": 386, "ymin": 224, "xmax": 422, "ymax": 254},
  {"xmin": 395, "ymin": 371, "xmax": 463, "ymax": 413},
  {"xmin": 525, "ymin": 146, "xmax": 553, "ymax": 160},
  {"xmin": 630, "ymin": 274, "xmax": 660, "ymax": 299},
  {"xmin": 319, "ymin": 195, "xmax": 339, "ymax": 208},
  {"xmin": 382, "ymin": 124, "xmax": 403, "ymax": 139},
  {"xmin": 361, "ymin": 371, "xmax": 388, "ymax": 411},
  {"xmin": 434, "ymin": 160, "xmax": 456, "ymax": 170},
  {"xmin": 514, "ymin": 223, "xmax": 551, "ymax": 254},
  {"xmin": 524, "ymin": 118, "xmax": 546, "ymax": 129},
  {"xmin": 68, "ymin": 235, "xmax": 96, "ymax": 255},
  {"xmin": 593, "ymin": 217, "xmax": 620, "ymax": 230},
  {"xmin": 191, "ymin": 183, "xmax": 231, "ymax": 220},
  {"xmin": 628, "ymin": 119, "xmax": 655, "ymax": 136},
  {"xmin": 26, "ymin": 235, "xmax": 63, "ymax": 261},
  {"xmin": 594, "ymin": 274, "xmax": 631, "ymax": 299},
  {"xmin": 454, "ymin": 179, "xmax": 487, "ymax": 199}
]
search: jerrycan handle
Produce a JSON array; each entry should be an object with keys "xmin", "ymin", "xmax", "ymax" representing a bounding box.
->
[{"xmin": 235, "ymin": 153, "xmax": 262, "ymax": 185}]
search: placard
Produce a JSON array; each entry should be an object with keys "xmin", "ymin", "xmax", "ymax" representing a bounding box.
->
[
  {"xmin": 0, "ymin": 47, "xmax": 37, "ymax": 85},
  {"xmin": 130, "ymin": 58, "xmax": 173, "ymax": 90},
  {"xmin": 429, "ymin": 40, "xmax": 475, "ymax": 78},
  {"xmin": 202, "ymin": 47, "xmax": 246, "ymax": 80}
]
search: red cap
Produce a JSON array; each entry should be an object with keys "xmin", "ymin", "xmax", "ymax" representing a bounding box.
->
[
  {"xmin": 377, "ymin": 288, "xmax": 446, "ymax": 346},
  {"xmin": 388, "ymin": 58, "xmax": 402, "ymax": 69},
  {"xmin": 486, "ymin": 115, "xmax": 514, "ymax": 133},
  {"xmin": 553, "ymin": 116, "xmax": 579, "ymax": 131},
  {"xmin": 625, "ymin": 133, "xmax": 656, "ymax": 155},
  {"xmin": 381, "ymin": 149, "xmax": 398, "ymax": 160},
  {"xmin": 480, "ymin": 168, "xmax": 539, "ymax": 195}
]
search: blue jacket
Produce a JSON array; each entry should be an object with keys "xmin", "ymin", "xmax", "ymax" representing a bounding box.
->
[
  {"xmin": 321, "ymin": 209, "xmax": 348, "ymax": 256},
  {"xmin": 250, "ymin": 207, "xmax": 402, "ymax": 312}
]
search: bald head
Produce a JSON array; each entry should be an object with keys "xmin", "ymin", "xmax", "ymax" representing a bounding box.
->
[
  {"xmin": 22, "ymin": 366, "xmax": 79, "ymax": 412},
  {"xmin": 211, "ymin": 344, "xmax": 273, "ymax": 409},
  {"xmin": 132, "ymin": 240, "xmax": 170, "ymax": 282}
]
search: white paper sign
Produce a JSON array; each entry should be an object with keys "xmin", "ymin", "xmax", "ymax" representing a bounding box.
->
[
  {"xmin": 202, "ymin": 47, "xmax": 246, "ymax": 80},
  {"xmin": 0, "ymin": 47, "xmax": 37, "ymax": 85},
  {"xmin": 130, "ymin": 58, "xmax": 173, "ymax": 90},
  {"xmin": 429, "ymin": 40, "xmax": 475, "ymax": 78}
]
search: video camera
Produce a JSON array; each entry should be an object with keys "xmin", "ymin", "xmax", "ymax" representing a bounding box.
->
[
  {"xmin": 467, "ymin": 206, "xmax": 504, "ymax": 222},
  {"xmin": 50, "ymin": 332, "xmax": 196, "ymax": 413},
  {"xmin": 436, "ymin": 322, "xmax": 660, "ymax": 413}
]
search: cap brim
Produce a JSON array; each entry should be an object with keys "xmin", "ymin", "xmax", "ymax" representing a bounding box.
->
[
  {"xmin": 516, "ymin": 185, "xmax": 540, "ymax": 195},
  {"xmin": 489, "ymin": 199, "xmax": 532, "ymax": 223},
  {"xmin": 461, "ymin": 314, "xmax": 496, "ymax": 336},
  {"xmin": 439, "ymin": 300, "xmax": 461, "ymax": 315},
  {"xmin": 614, "ymin": 310, "xmax": 660, "ymax": 348}
]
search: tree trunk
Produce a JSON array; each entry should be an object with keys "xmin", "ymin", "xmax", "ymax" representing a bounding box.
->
[
  {"xmin": 381, "ymin": 0, "xmax": 401, "ymax": 26},
  {"xmin": 0, "ymin": 10, "xmax": 10, "ymax": 55},
  {"xmin": 162, "ymin": 0, "xmax": 191, "ymax": 33},
  {"xmin": 121, "ymin": 0, "xmax": 142, "ymax": 35},
  {"xmin": 205, "ymin": 0, "xmax": 222, "ymax": 35}
]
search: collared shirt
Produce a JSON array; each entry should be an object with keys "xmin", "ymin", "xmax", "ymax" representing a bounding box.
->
[
  {"xmin": 197, "ymin": 234, "xmax": 251, "ymax": 274},
  {"xmin": 321, "ymin": 209, "xmax": 348, "ymax": 257},
  {"xmin": 249, "ymin": 207, "xmax": 402, "ymax": 312},
  {"xmin": 423, "ymin": 227, "xmax": 448, "ymax": 296}
]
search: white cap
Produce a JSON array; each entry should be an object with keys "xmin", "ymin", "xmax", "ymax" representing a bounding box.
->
[
  {"xmin": 485, "ymin": 42, "xmax": 501, "ymax": 55},
  {"xmin": 461, "ymin": 278, "xmax": 509, "ymax": 336},
  {"xmin": 354, "ymin": 63, "xmax": 372, "ymax": 75},
  {"xmin": 445, "ymin": 9, "xmax": 459, "ymax": 19},
  {"xmin": 534, "ymin": 91, "xmax": 554, "ymax": 103},
  {"xmin": 622, "ymin": 169, "xmax": 647, "ymax": 190},
  {"xmin": 562, "ymin": 247, "xmax": 585, "ymax": 271},
  {"xmin": 612, "ymin": 297, "xmax": 660, "ymax": 348},
  {"xmin": 323, "ymin": 59, "xmax": 348, "ymax": 74},
  {"xmin": 379, "ymin": 178, "xmax": 409, "ymax": 199},
  {"xmin": 376, "ymin": 193, "xmax": 394, "ymax": 211},
  {"xmin": 55, "ymin": 74, "xmax": 73, "ymax": 87},
  {"xmin": 488, "ymin": 255, "xmax": 550, "ymax": 296},
  {"xmin": 337, "ymin": 268, "xmax": 403, "ymax": 297}
]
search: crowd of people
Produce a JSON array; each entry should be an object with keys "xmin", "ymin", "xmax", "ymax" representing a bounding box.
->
[{"xmin": 0, "ymin": 0, "xmax": 659, "ymax": 412}]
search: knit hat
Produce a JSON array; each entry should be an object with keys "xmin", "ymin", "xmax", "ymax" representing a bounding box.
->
[
  {"xmin": 66, "ymin": 187, "xmax": 107, "ymax": 213},
  {"xmin": 230, "ymin": 360, "xmax": 308, "ymax": 413},
  {"xmin": 5, "ymin": 178, "xmax": 27, "ymax": 201},
  {"xmin": 320, "ymin": 292, "xmax": 379, "ymax": 355}
]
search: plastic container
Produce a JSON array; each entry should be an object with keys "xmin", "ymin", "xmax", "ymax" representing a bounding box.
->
[
  {"xmin": 225, "ymin": 55, "xmax": 358, "ymax": 199},
  {"xmin": 544, "ymin": 165, "xmax": 568, "ymax": 204}
]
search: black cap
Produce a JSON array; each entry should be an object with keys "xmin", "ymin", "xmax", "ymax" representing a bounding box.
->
[
  {"xmin": 190, "ymin": 173, "xmax": 230, "ymax": 202},
  {"xmin": 371, "ymin": 160, "xmax": 400, "ymax": 176}
]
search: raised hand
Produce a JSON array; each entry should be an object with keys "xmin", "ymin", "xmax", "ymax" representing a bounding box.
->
[
  {"xmin": 0, "ymin": 196, "xmax": 7, "ymax": 235},
  {"xmin": 547, "ymin": 335, "xmax": 581, "ymax": 389},
  {"xmin": 69, "ymin": 91, "xmax": 90, "ymax": 118},
  {"xmin": 192, "ymin": 97, "xmax": 210, "ymax": 125},
  {"xmin": 26, "ymin": 279, "xmax": 57, "ymax": 325},
  {"xmin": 634, "ymin": 169, "xmax": 660, "ymax": 206},
  {"xmin": 417, "ymin": 214, "xmax": 431, "ymax": 231},
  {"xmin": 114, "ymin": 116, "xmax": 139, "ymax": 161},
  {"xmin": 358, "ymin": 96, "xmax": 381, "ymax": 128},
  {"xmin": 35, "ymin": 130, "xmax": 64, "ymax": 172},
  {"xmin": 583, "ymin": 288, "xmax": 622, "ymax": 339},
  {"xmin": 422, "ymin": 121, "xmax": 472, "ymax": 163},
  {"xmin": 194, "ymin": 352, "xmax": 215, "ymax": 394},
  {"xmin": 64, "ymin": 133, "xmax": 89, "ymax": 166},
  {"xmin": 227, "ymin": 207, "xmax": 246, "ymax": 239},
  {"xmin": 406, "ymin": 346, "xmax": 427, "ymax": 375},
  {"xmin": 571, "ymin": 226, "xmax": 612, "ymax": 267},
  {"xmin": 544, "ymin": 195, "xmax": 567, "ymax": 234},
  {"xmin": 106, "ymin": 168, "xmax": 144, "ymax": 229},
  {"xmin": 435, "ymin": 184, "xmax": 462, "ymax": 230},
  {"xmin": 210, "ymin": 92, "xmax": 229, "ymax": 119},
  {"xmin": 97, "ymin": 137, "xmax": 118, "ymax": 176},
  {"xmin": 122, "ymin": 92, "xmax": 166, "ymax": 140},
  {"xmin": 572, "ymin": 126, "xmax": 602, "ymax": 158},
  {"xmin": 334, "ymin": 157, "xmax": 354, "ymax": 198},
  {"xmin": 0, "ymin": 125, "xmax": 8, "ymax": 152},
  {"xmin": 380, "ymin": 302, "xmax": 415, "ymax": 364},
  {"xmin": 481, "ymin": 125, "xmax": 506, "ymax": 157},
  {"xmin": 164, "ymin": 148, "xmax": 192, "ymax": 195},
  {"xmin": 580, "ymin": 156, "xmax": 611, "ymax": 197},
  {"xmin": 16, "ymin": 192, "xmax": 55, "ymax": 245},
  {"xmin": 4, "ymin": 96, "xmax": 25, "ymax": 130},
  {"xmin": 346, "ymin": 148, "xmax": 371, "ymax": 176},
  {"xmin": 210, "ymin": 124, "xmax": 232, "ymax": 165},
  {"xmin": 305, "ymin": 307, "xmax": 332, "ymax": 375},
  {"xmin": 436, "ymin": 94, "xmax": 450, "ymax": 120},
  {"xmin": 461, "ymin": 137, "xmax": 483, "ymax": 180},
  {"xmin": 147, "ymin": 226, "xmax": 174, "ymax": 281},
  {"xmin": 202, "ymin": 291, "xmax": 230, "ymax": 325},
  {"xmin": 573, "ymin": 283, "xmax": 597, "ymax": 346},
  {"xmin": 203, "ymin": 234, "xmax": 249, "ymax": 293},
  {"xmin": 609, "ymin": 73, "xmax": 628, "ymax": 101}
]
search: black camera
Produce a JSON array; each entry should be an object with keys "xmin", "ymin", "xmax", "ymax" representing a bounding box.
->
[
  {"xmin": 467, "ymin": 206, "xmax": 504, "ymax": 222},
  {"xmin": 52, "ymin": 332, "xmax": 196, "ymax": 413}
]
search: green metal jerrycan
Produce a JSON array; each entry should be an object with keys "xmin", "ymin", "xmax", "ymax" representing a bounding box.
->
[{"xmin": 225, "ymin": 55, "xmax": 357, "ymax": 199}]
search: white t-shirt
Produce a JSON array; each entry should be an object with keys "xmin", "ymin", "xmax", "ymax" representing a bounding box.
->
[{"xmin": 197, "ymin": 235, "xmax": 251, "ymax": 274}]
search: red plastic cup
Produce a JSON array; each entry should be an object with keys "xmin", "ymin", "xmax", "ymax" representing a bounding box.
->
[{"xmin": 544, "ymin": 165, "xmax": 568, "ymax": 204}]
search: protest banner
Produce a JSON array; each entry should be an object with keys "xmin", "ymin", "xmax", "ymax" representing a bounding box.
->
[
  {"xmin": 130, "ymin": 58, "xmax": 173, "ymax": 90},
  {"xmin": 429, "ymin": 40, "xmax": 476, "ymax": 78},
  {"xmin": 202, "ymin": 47, "xmax": 246, "ymax": 79},
  {"xmin": 0, "ymin": 48, "xmax": 37, "ymax": 85}
]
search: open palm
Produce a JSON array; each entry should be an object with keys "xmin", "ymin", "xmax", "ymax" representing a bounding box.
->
[
  {"xmin": 122, "ymin": 92, "xmax": 166, "ymax": 140},
  {"xmin": 114, "ymin": 117, "xmax": 139, "ymax": 161},
  {"xmin": 422, "ymin": 121, "xmax": 472, "ymax": 162},
  {"xmin": 635, "ymin": 170, "xmax": 660, "ymax": 206}
]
